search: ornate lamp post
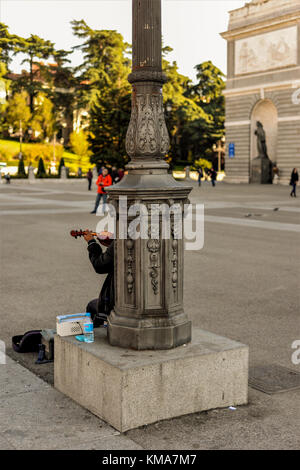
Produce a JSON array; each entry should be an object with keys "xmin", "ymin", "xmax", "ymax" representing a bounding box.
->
[
  {"xmin": 18, "ymin": 120, "xmax": 23, "ymax": 160},
  {"xmin": 107, "ymin": 0, "xmax": 192, "ymax": 350},
  {"xmin": 213, "ymin": 138, "xmax": 225, "ymax": 173}
]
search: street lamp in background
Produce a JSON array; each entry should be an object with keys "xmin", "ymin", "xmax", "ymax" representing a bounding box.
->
[
  {"xmin": 51, "ymin": 122, "xmax": 66, "ymax": 173},
  {"xmin": 18, "ymin": 120, "xmax": 23, "ymax": 160},
  {"xmin": 221, "ymin": 136, "xmax": 226, "ymax": 171},
  {"xmin": 53, "ymin": 132, "xmax": 57, "ymax": 165},
  {"xmin": 213, "ymin": 137, "xmax": 226, "ymax": 173}
]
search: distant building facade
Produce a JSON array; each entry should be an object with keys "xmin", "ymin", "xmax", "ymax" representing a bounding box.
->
[{"xmin": 221, "ymin": 0, "xmax": 300, "ymax": 184}]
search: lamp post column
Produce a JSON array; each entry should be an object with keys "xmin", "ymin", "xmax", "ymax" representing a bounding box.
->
[
  {"xmin": 19, "ymin": 120, "xmax": 23, "ymax": 159},
  {"xmin": 107, "ymin": 0, "xmax": 192, "ymax": 350}
]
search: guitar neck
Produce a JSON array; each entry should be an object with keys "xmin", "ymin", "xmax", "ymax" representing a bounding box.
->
[{"xmin": 70, "ymin": 230, "xmax": 113, "ymax": 245}]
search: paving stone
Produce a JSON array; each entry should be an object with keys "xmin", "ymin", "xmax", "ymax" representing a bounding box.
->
[
  {"xmin": 0, "ymin": 374, "xmax": 129, "ymax": 449},
  {"xmin": 0, "ymin": 434, "xmax": 15, "ymax": 450},
  {"xmin": 51, "ymin": 435, "xmax": 143, "ymax": 451},
  {"xmin": 0, "ymin": 356, "xmax": 49, "ymax": 399}
]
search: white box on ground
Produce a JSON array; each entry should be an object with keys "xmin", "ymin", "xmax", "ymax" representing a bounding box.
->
[{"xmin": 54, "ymin": 327, "xmax": 249, "ymax": 432}]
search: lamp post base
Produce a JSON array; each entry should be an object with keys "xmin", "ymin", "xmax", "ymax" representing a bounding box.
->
[{"xmin": 108, "ymin": 312, "xmax": 191, "ymax": 350}]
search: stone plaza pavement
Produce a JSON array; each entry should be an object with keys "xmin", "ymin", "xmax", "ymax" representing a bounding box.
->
[{"xmin": 0, "ymin": 180, "xmax": 299, "ymax": 449}]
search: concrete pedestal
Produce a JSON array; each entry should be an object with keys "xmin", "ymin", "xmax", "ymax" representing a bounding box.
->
[
  {"xmin": 251, "ymin": 156, "xmax": 272, "ymax": 184},
  {"xmin": 54, "ymin": 328, "xmax": 248, "ymax": 432},
  {"xmin": 28, "ymin": 166, "xmax": 35, "ymax": 182},
  {"xmin": 60, "ymin": 166, "xmax": 67, "ymax": 180}
]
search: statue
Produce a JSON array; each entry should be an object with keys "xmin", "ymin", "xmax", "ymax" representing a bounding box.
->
[
  {"xmin": 251, "ymin": 121, "xmax": 272, "ymax": 184},
  {"xmin": 255, "ymin": 121, "xmax": 268, "ymax": 158},
  {"xmin": 28, "ymin": 165, "xmax": 35, "ymax": 182}
]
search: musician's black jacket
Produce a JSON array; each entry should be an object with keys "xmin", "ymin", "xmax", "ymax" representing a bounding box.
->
[{"xmin": 87, "ymin": 239, "xmax": 114, "ymax": 315}]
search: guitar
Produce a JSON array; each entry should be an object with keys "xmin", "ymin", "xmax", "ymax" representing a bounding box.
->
[{"xmin": 70, "ymin": 230, "xmax": 113, "ymax": 247}]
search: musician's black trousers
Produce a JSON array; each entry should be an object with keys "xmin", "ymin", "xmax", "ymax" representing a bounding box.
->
[{"xmin": 86, "ymin": 298, "xmax": 108, "ymax": 327}]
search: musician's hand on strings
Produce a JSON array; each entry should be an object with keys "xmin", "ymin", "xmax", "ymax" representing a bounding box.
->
[
  {"xmin": 83, "ymin": 229, "xmax": 94, "ymax": 243},
  {"xmin": 70, "ymin": 229, "xmax": 113, "ymax": 246}
]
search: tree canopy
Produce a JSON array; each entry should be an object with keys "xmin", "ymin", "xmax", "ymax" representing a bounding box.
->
[
  {"xmin": 5, "ymin": 91, "xmax": 31, "ymax": 133},
  {"xmin": 13, "ymin": 34, "xmax": 55, "ymax": 111},
  {"xmin": 71, "ymin": 20, "xmax": 132, "ymax": 166}
]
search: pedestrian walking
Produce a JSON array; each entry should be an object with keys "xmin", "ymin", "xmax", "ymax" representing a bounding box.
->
[
  {"xmin": 90, "ymin": 168, "xmax": 112, "ymax": 214},
  {"xmin": 87, "ymin": 168, "xmax": 93, "ymax": 191},
  {"xmin": 210, "ymin": 168, "xmax": 217, "ymax": 187},
  {"xmin": 290, "ymin": 168, "xmax": 299, "ymax": 197},
  {"xmin": 197, "ymin": 167, "xmax": 203, "ymax": 187},
  {"xmin": 272, "ymin": 162, "xmax": 279, "ymax": 184},
  {"xmin": 5, "ymin": 173, "xmax": 11, "ymax": 184}
]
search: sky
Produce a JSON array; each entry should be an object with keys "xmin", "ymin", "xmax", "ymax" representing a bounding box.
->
[{"xmin": 0, "ymin": 0, "xmax": 246, "ymax": 83}]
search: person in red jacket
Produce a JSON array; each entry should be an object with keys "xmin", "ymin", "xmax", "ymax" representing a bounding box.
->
[{"xmin": 90, "ymin": 167, "xmax": 112, "ymax": 214}]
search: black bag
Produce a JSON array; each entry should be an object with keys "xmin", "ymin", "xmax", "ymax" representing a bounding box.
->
[{"xmin": 12, "ymin": 330, "xmax": 42, "ymax": 353}]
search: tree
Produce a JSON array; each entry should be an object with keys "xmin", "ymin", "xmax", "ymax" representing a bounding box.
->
[
  {"xmin": 72, "ymin": 20, "xmax": 131, "ymax": 104},
  {"xmin": 0, "ymin": 23, "xmax": 17, "ymax": 115},
  {"xmin": 71, "ymin": 21, "xmax": 131, "ymax": 166},
  {"xmin": 162, "ymin": 47, "xmax": 211, "ymax": 165},
  {"xmin": 0, "ymin": 63, "xmax": 9, "ymax": 135},
  {"xmin": 31, "ymin": 92, "xmax": 56, "ymax": 140},
  {"xmin": 0, "ymin": 23, "xmax": 19, "ymax": 69},
  {"xmin": 0, "ymin": 23, "xmax": 11, "ymax": 67},
  {"xmin": 193, "ymin": 158, "xmax": 212, "ymax": 171},
  {"xmin": 89, "ymin": 91, "xmax": 131, "ymax": 166},
  {"xmin": 46, "ymin": 49, "xmax": 77, "ymax": 143},
  {"xmin": 5, "ymin": 91, "xmax": 31, "ymax": 134},
  {"xmin": 17, "ymin": 156, "xmax": 26, "ymax": 177},
  {"xmin": 69, "ymin": 130, "xmax": 91, "ymax": 160},
  {"xmin": 36, "ymin": 157, "xmax": 46, "ymax": 178},
  {"xmin": 13, "ymin": 34, "xmax": 54, "ymax": 112},
  {"xmin": 184, "ymin": 61, "xmax": 225, "ymax": 160}
]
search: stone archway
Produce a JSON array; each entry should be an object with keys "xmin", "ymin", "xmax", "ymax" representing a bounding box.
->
[{"xmin": 250, "ymin": 99, "xmax": 278, "ymax": 164}]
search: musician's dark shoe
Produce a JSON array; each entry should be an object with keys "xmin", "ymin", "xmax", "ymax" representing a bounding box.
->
[
  {"xmin": 92, "ymin": 313, "xmax": 108, "ymax": 328},
  {"xmin": 90, "ymin": 210, "xmax": 96, "ymax": 214}
]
